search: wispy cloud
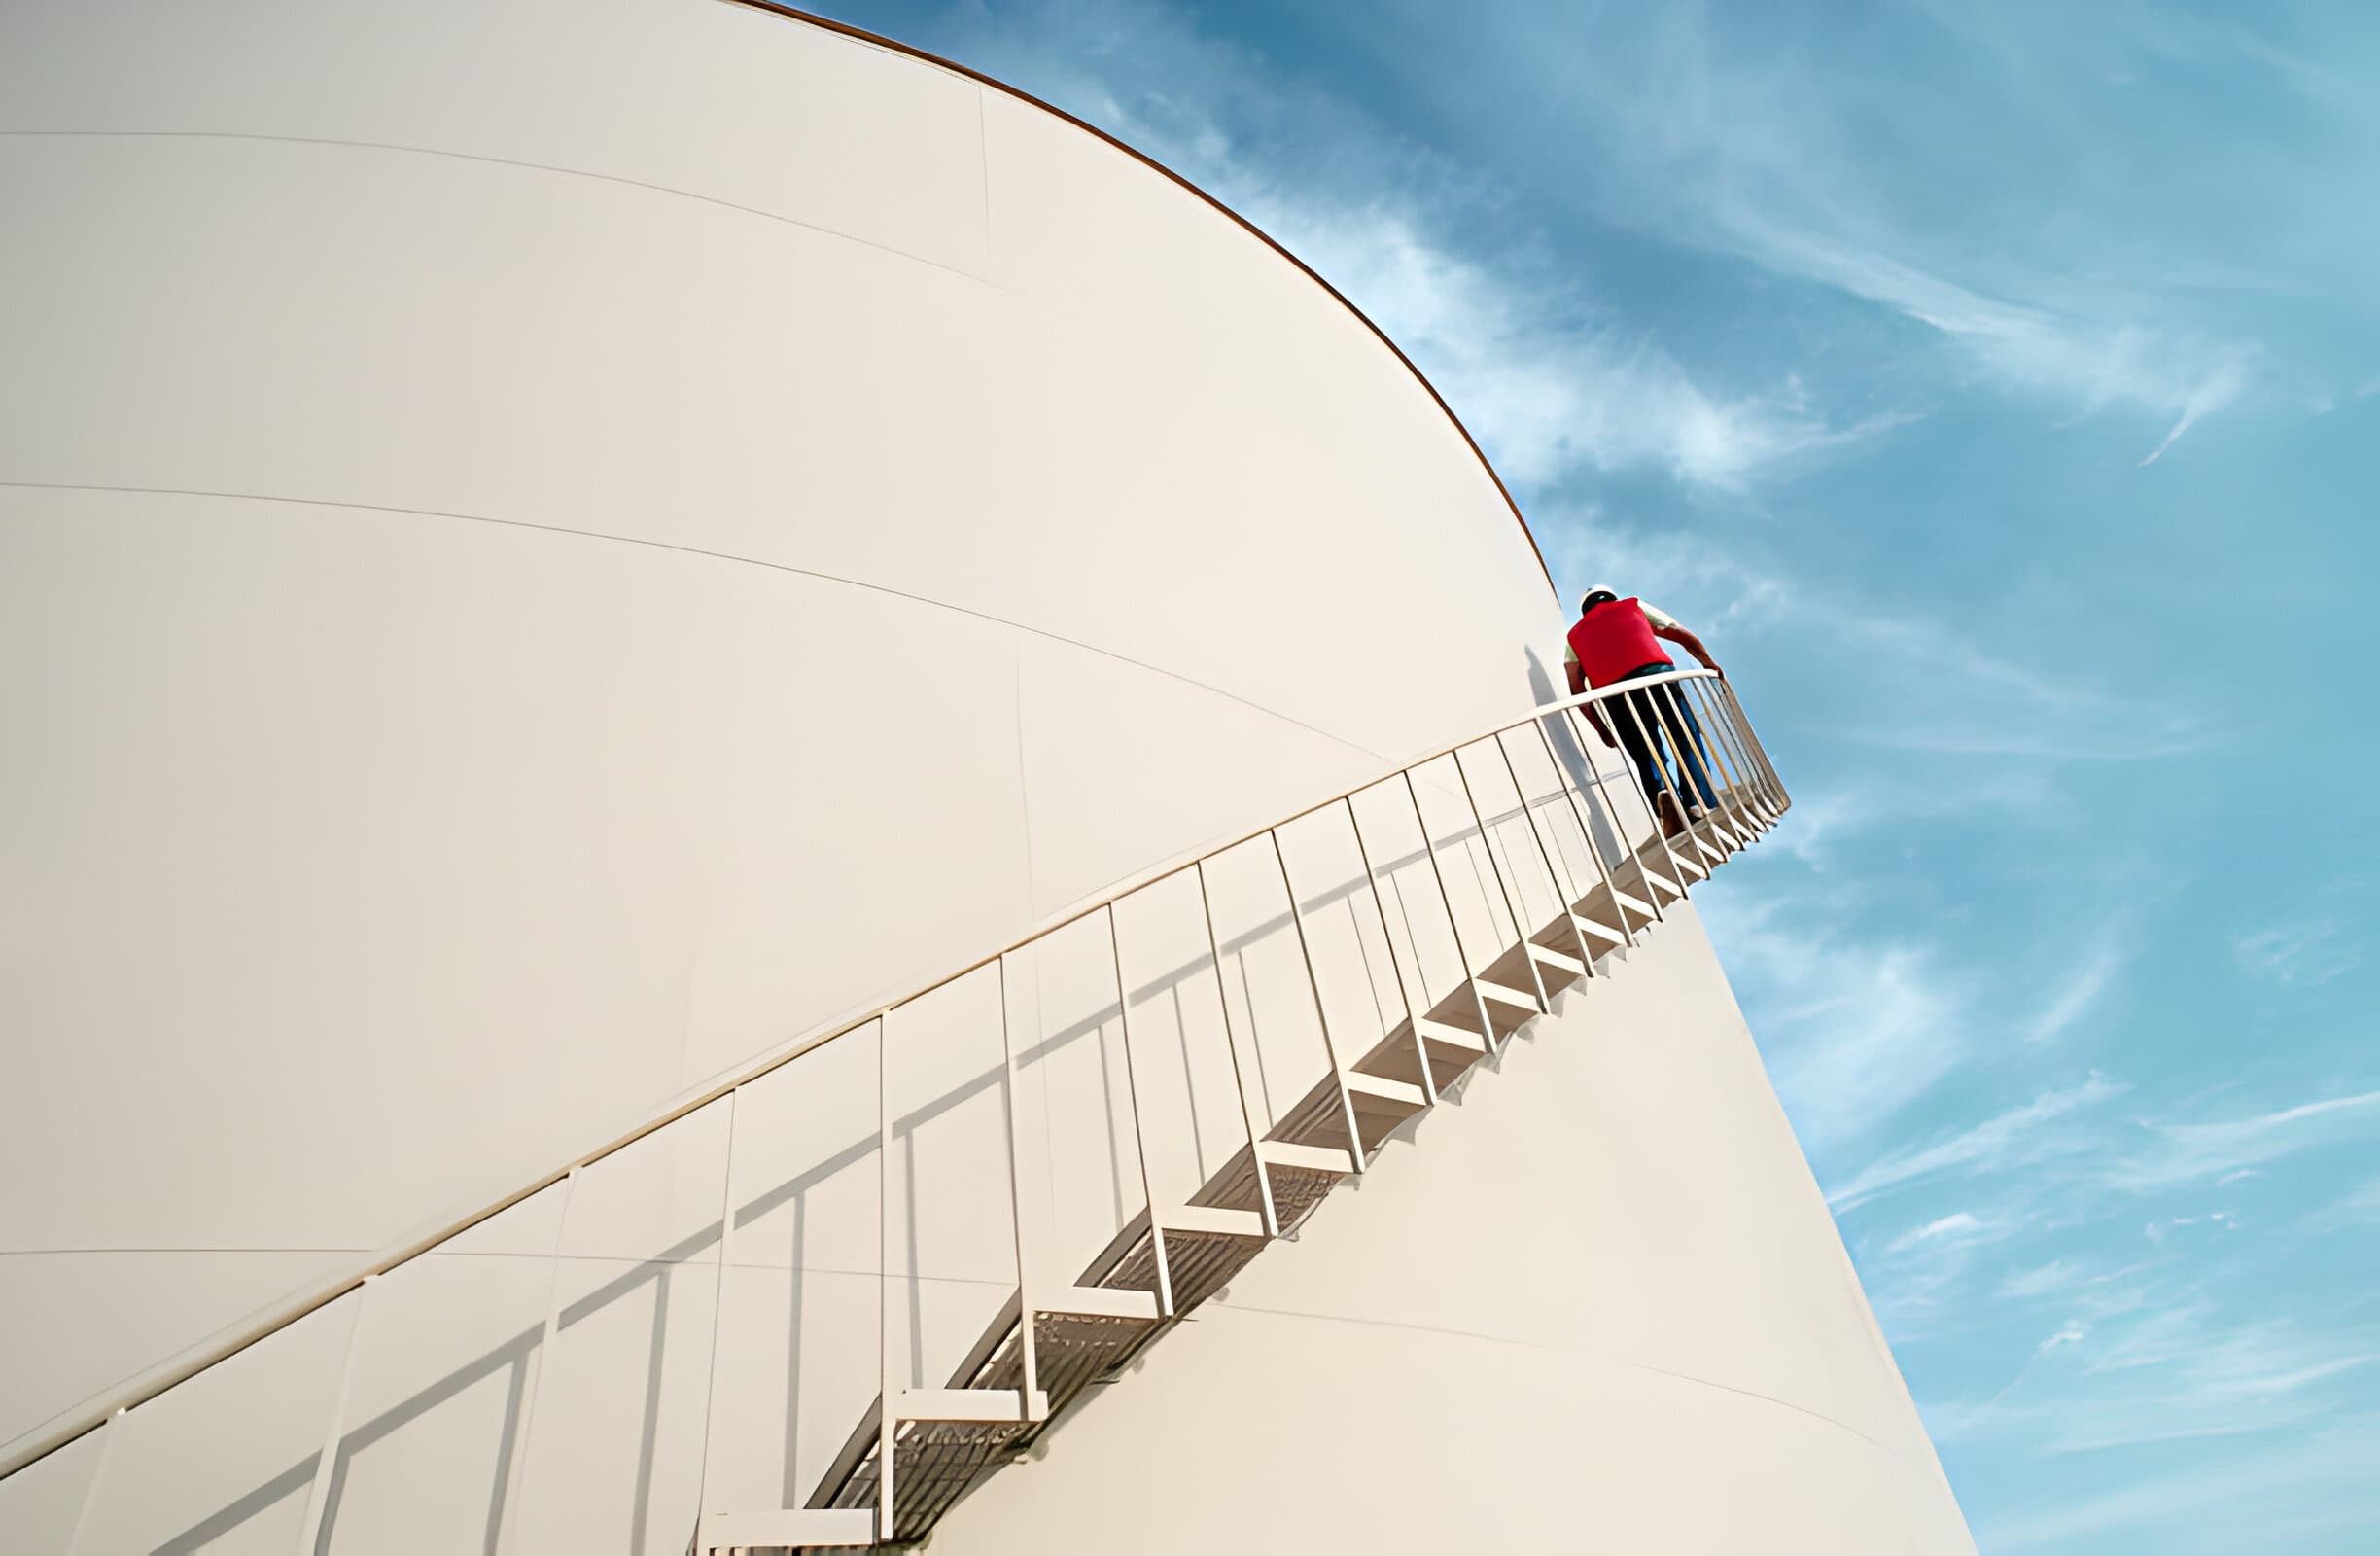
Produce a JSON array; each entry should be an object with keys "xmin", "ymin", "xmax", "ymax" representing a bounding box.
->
[
  {"xmin": 1488, "ymin": 4, "xmax": 2271, "ymax": 464},
  {"xmin": 1833, "ymin": 1079, "xmax": 2380, "ymax": 1212},
  {"xmin": 1981, "ymin": 1412, "xmax": 2380, "ymax": 1549},
  {"xmin": 2098, "ymin": 1089, "xmax": 2380, "ymax": 1195},
  {"xmin": 1722, "ymin": 219, "xmax": 2258, "ymax": 464},
  {"xmin": 2021, "ymin": 940, "xmax": 2126, "ymax": 1044},
  {"xmin": 1696, "ymin": 892, "xmax": 1973, "ymax": 1160},
  {"xmin": 944, "ymin": 0, "xmax": 1907, "ymax": 495},
  {"xmin": 2234, "ymin": 916, "xmax": 2364, "ymax": 987},
  {"xmin": 1998, "ymin": 1257, "xmax": 2089, "ymax": 1301},
  {"xmin": 1886, "ymin": 1210, "xmax": 1983, "ymax": 1254},
  {"xmin": 1826, "ymin": 1074, "xmax": 2128, "ymax": 1210},
  {"xmin": 1815, "ymin": 617, "xmax": 2213, "ymax": 758},
  {"xmin": 2138, "ymin": 356, "xmax": 2254, "ymax": 466},
  {"xmin": 1937, "ymin": 1280, "xmax": 2380, "ymax": 1457},
  {"xmin": 2310, "ymin": 1176, "xmax": 2380, "ymax": 1229},
  {"xmin": 1219, "ymin": 194, "xmax": 1898, "ymax": 492}
]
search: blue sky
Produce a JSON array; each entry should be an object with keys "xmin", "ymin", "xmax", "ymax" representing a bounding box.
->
[{"xmin": 828, "ymin": 1, "xmax": 2379, "ymax": 1547}]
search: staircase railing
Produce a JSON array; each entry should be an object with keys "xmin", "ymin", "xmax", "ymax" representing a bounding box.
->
[{"xmin": 3, "ymin": 669, "xmax": 1785, "ymax": 1554}]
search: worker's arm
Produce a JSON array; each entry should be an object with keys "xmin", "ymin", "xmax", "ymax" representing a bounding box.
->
[
  {"xmin": 1568, "ymin": 659, "xmax": 1615, "ymax": 746},
  {"xmin": 1654, "ymin": 622, "xmax": 1723, "ymax": 678}
]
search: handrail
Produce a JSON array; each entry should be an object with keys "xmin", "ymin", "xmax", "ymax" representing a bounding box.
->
[{"xmin": 0, "ymin": 668, "xmax": 1763, "ymax": 1481}]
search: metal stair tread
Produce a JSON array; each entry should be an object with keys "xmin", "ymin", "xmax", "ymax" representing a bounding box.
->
[
  {"xmin": 1526, "ymin": 940, "xmax": 1586, "ymax": 974},
  {"xmin": 1415, "ymin": 1017, "xmax": 1488, "ymax": 1054},
  {"xmin": 1256, "ymin": 1139, "xmax": 1356, "ymax": 1175},
  {"xmin": 1342, "ymin": 1070, "xmax": 1428, "ymax": 1109},
  {"xmin": 700, "ymin": 1508, "xmax": 877, "ymax": 1551},
  {"xmin": 893, "ymin": 1387, "xmax": 1049, "ymax": 1424},
  {"xmin": 1474, "ymin": 976, "xmax": 1540, "ymax": 1013},
  {"xmin": 1158, "ymin": 1203, "xmax": 1268, "ymax": 1239},
  {"xmin": 1041, "ymin": 1285, "xmax": 1162, "ymax": 1323}
]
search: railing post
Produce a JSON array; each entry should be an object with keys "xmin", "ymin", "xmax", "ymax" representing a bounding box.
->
[
  {"xmin": 1344, "ymin": 796, "xmax": 1435, "ymax": 1105},
  {"xmin": 1402, "ymin": 770, "xmax": 1500, "ymax": 1049},
  {"xmin": 1614, "ymin": 685, "xmax": 1697, "ymax": 891},
  {"xmin": 995, "ymin": 956, "xmax": 1038, "ymax": 1409},
  {"xmin": 1686, "ymin": 679, "xmax": 1770, "ymax": 835},
  {"xmin": 1103, "ymin": 905, "xmax": 1178, "ymax": 1317},
  {"xmin": 1531, "ymin": 715, "xmax": 1636, "ymax": 949},
  {"xmin": 1492, "ymin": 728, "xmax": 1598, "ymax": 976},
  {"xmin": 1707, "ymin": 677, "xmax": 1772, "ymax": 810},
  {"xmin": 874, "ymin": 1015, "xmax": 899, "ymax": 1543},
  {"xmin": 292, "ymin": 1276, "xmax": 374, "ymax": 1556},
  {"xmin": 1447, "ymin": 746, "xmax": 1552, "ymax": 1013},
  {"xmin": 1194, "ymin": 860, "xmax": 1282, "ymax": 1232},
  {"xmin": 1562, "ymin": 699, "xmax": 1673, "ymax": 923},
  {"xmin": 1647, "ymin": 681, "xmax": 1728, "ymax": 859},
  {"xmin": 495, "ymin": 1165, "xmax": 582, "ymax": 1556},
  {"xmin": 1271, "ymin": 832, "xmax": 1371, "ymax": 1170}
]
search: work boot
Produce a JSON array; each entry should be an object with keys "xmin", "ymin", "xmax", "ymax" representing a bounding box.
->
[{"xmin": 1658, "ymin": 793, "xmax": 1688, "ymax": 838}]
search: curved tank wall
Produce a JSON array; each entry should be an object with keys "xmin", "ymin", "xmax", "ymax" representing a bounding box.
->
[
  {"xmin": 0, "ymin": 0, "xmax": 1559, "ymax": 1454},
  {"xmin": 0, "ymin": 5, "xmax": 1977, "ymax": 1553}
]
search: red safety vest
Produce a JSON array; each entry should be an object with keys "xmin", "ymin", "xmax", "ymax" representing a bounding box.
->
[{"xmin": 1566, "ymin": 598, "xmax": 1667, "ymax": 689}]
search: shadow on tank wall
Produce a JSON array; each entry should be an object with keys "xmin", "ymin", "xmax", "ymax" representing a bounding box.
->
[{"xmin": 121, "ymin": 792, "xmax": 1614, "ymax": 1552}]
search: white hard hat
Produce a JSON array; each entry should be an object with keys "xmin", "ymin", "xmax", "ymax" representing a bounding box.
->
[{"xmin": 1580, "ymin": 584, "xmax": 1620, "ymax": 611}]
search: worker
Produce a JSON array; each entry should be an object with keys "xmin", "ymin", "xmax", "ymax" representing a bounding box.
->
[{"xmin": 1564, "ymin": 585, "xmax": 1722, "ymax": 837}]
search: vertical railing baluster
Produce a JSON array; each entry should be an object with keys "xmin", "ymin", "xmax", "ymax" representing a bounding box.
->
[
  {"xmin": 1493, "ymin": 728, "xmax": 1597, "ymax": 978},
  {"xmin": 1104, "ymin": 905, "xmax": 1177, "ymax": 1318},
  {"xmin": 1688, "ymin": 679, "xmax": 1768, "ymax": 837},
  {"xmin": 1449, "ymin": 744, "xmax": 1550, "ymax": 1013},
  {"xmin": 1678, "ymin": 677, "xmax": 1751, "ymax": 830},
  {"xmin": 1642, "ymin": 682, "xmax": 1710, "ymax": 869},
  {"xmin": 1648, "ymin": 681, "xmax": 1726, "ymax": 863},
  {"xmin": 875, "ymin": 1015, "xmax": 896, "ymax": 1542},
  {"xmin": 1271, "ymin": 832, "xmax": 1370, "ymax": 1170},
  {"xmin": 497, "ymin": 1165, "xmax": 581, "ymax": 1556},
  {"xmin": 1694, "ymin": 680, "xmax": 1768, "ymax": 844},
  {"xmin": 1532, "ymin": 715, "xmax": 1635, "ymax": 950},
  {"xmin": 995, "ymin": 956, "xmax": 1037, "ymax": 1411},
  {"xmin": 292, "ymin": 1276, "xmax": 374, "ymax": 1556},
  {"xmin": 1345, "ymin": 796, "xmax": 1434, "ymax": 1105},
  {"xmin": 1704, "ymin": 679, "xmax": 1767, "ymax": 838},
  {"xmin": 1402, "ymin": 770, "xmax": 1500, "ymax": 1049},
  {"xmin": 1194, "ymin": 860, "xmax": 1281, "ymax": 1234},
  {"xmin": 1562, "ymin": 698, "xmax": 1673, "ymax": 925},
  {"xmin": 1617, "ymin": 685, "xmax": 1696, "ymax": 892}
]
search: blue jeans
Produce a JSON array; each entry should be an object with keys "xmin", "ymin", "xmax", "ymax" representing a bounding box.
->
[{"xmin": 1608, "ymin": 666, "xmax": 1717, "ymax": 815}]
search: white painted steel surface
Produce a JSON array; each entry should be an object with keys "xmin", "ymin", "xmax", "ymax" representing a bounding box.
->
[
  {"xmin": 0, "ymin": 0, "xmax": 1551, "ymax": 1458},
  {"xmin": 0, "ymin": 3, "xmax": 1974, "ymax": 1552}
]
